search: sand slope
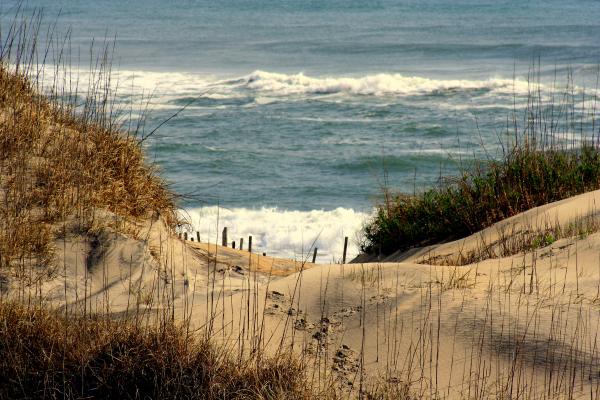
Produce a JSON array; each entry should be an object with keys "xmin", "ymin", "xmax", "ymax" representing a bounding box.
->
[{"xmin": 8, "ymin": 190, "xmax": 600, "ymax": 398}]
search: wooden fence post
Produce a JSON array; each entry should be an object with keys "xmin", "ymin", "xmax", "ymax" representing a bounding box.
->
[
  {"xmin": 222, "ymin": 227, "xmax": 228, "ymax": 247},
  {"xmin": 184, "ymin": 232, "xmax": 188, "ymax": 241},
  {"xmin": 232, "ymin": 241, "xmax": 236, "ymax": 249},
  {"xmin": 342, "ymin": 236, "xmax": 348, "ymax": 264},
  {"xmin": 240, "ymin": 238, "xmax": 244, "ymax": 251},
  {"xmin": 248, "ymin": 236, "xmax": 252, "ymax": 253},
  {"xmin": 196, "ymin": 232, "xmax": 200, "ymax": 242},
  {"xmin": 312, "ymin": 248, "xmax": 318, "ymax": 263}
]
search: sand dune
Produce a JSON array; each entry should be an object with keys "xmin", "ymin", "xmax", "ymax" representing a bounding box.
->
[{"xmin": 9, "ymin": 190, "xmax": 600, "ymax": 398}]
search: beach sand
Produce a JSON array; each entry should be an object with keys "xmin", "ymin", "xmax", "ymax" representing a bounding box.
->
[{"xmin": 8, "ymin": 190, "xmax": 600, "ymax": 398}]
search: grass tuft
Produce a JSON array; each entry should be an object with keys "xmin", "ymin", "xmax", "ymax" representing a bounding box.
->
[
  {"xmin": 361, "ymin": 74, "xmax": 600, "ymax": 257},
  {"xmin": 0, "ymin": 302, "xmax": 313, "ymax": 400},
  {"xmin": 0, "ymin": 38, "xmax": 176, "ymax": 276}
]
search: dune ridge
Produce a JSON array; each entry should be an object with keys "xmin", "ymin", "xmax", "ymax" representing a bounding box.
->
[{"xmin": 7, "ymin": 182, "xmax": 600, "ymax": 398}]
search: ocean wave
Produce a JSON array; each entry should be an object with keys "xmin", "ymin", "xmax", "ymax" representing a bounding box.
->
[
  {"xmin": 18, "ymin": 63, "xmax": 556, "ymax": 105},
  {"xmin": 237, "ymin": 70, "xmax": 536, "ymax": 97},
  {"xmin": 181, "ymin": 206, "xmax": 371, "ymax": 261}
]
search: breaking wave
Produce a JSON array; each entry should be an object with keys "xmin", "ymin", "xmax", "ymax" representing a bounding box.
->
[
  {"xmin": 181, "ymin": 206, "xmax": 371, "ymax": 261},
  {"xmin": 19, "ymin": 63, "xmax": 550, "ymax": 107},
  {"xmin": 235, "ymin": 70, "xmax": 536, "ymax": 97}
]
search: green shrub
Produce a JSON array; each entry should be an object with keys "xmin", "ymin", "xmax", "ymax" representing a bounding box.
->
[{"xmin": 361, "ymin": 79, "xmax": 600, "ymax": 256}]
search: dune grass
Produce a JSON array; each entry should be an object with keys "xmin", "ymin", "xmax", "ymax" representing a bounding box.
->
[
  {"xmin": 0, "ymin": 13, "xmax": 340, "ymax": 400},
  {"xmin": 361, "ymin": 74, "xmax": 600, "ymax": 257},
  {"xmin": 0, "ymin": 302, "xmax": 313, "ymax": 400},
  {"xmin": 0, "ymin": 19, "xmax": 176, "ymax": 277}
]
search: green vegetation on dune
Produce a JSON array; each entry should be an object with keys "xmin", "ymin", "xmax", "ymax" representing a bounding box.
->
[{"xmin": 361, "ymin": 80, "xmax": 600, "ymax": 256}]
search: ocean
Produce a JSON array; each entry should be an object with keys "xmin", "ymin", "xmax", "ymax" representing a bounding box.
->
[{"xmin": 2, "ymin": 0, "xmax": 599, "ymax": 260}]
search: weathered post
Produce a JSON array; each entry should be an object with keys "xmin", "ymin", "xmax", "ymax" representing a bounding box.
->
[
  {"xmin": 184, "ymin": 232, "xmax": 188, "ymax": 241},
  {"xmin": 240, "ymin": 238, "xmax": 244, "ymax": 250},
  {"xmin": 312, "ymin": 248, "xmax": 318, "ymax": 263},
  {"xmin": 262, "ymin": 252, "xmax": 266, "ymax": 257},
  {"xmin": 222, "ymin": 227, "xmax": 228, "ymax": 247},
  {"xmin": 232, "ymin": 241, "xmax": 236, "ymax": 249},
  {"xmin": 342, "ymin": 236, "xmax": 348, "ymax": 264},
  {"xmin": 248, "ymin": 236, "xmax": 253, "ymax": 253},
  {"xmin": 196, "ymin": 232, "xmax": 200, "ymax": 242}
]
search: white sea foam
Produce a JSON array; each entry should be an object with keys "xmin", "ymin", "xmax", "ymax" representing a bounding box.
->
[
  {"xmin": 17, "ymin": 63, "xmax": 569, "ymax": 110},
  {"xmin": 181, "ymin": 206, "xmax": 371, "ymax": 261},
  {"xmin": 238, "ymin": 70, "xmax": 536, "ymax": 97},
  {"xmin": 10, "ymin": 63, "xmax": 233, "ymax": 105}
]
